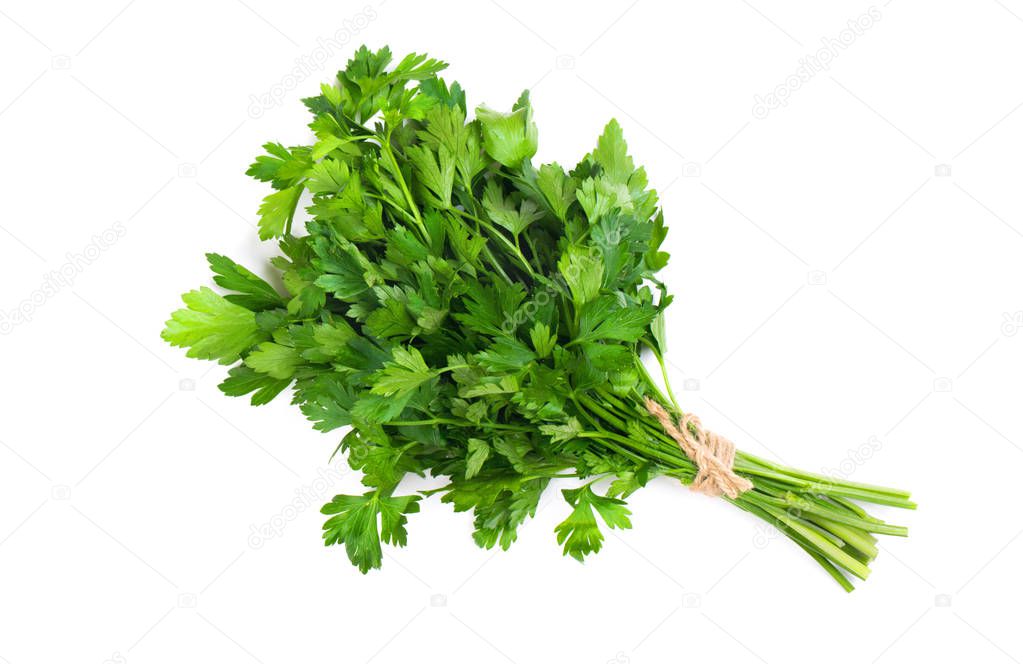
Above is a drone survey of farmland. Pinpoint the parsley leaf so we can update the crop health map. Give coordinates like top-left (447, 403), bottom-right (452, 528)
top-left (162, 287), bottom-right (268, 363)
top-left (321, 491), bottom-right (421, 573)
top-left (555, 485), bottom-right (632, 562)
top-left (370, 346), bottom-right (436, 397)
top-left (245, 342), bottom-right (302, 379)
top-left (476, 91), bottom-right (538, 168)
top-left (465, 438), bottom-right (490, 479)
top-left (206, 253), bottom-right (284, 311)
top-left (257, 184), bottom-right (305, 240)
top-left (218, 365), bottom-right (291, 406)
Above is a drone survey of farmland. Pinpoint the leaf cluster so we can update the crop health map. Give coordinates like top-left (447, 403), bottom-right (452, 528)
top-left (163, 46), bottom-right (673, 572)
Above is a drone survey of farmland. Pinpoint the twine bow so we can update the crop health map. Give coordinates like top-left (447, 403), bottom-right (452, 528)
top-left (644, 398), bottom-right (753, 499)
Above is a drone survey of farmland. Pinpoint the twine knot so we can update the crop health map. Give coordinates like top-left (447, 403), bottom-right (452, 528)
top-left (644, 397), bottom-right (753, 499)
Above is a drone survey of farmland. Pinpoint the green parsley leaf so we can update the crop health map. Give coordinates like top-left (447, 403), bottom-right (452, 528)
top-left (321, 491), bottom-right (422, 573)
top-left (535, 162), bottom-right (577, 222)
top-left (244, 341), bottom-right (302, 379)
top-left (465, 438), bottom-right (490, 479)
top-left (555, 485), bottom-right (632, 562)
top-left (218, 365), bottom-right (291, 406)
top-left (558, 245), bottom-right (603, 307)
top-left (370, 346), bottom-right (435, 397)
top-left (577, 296), bottom-right (657, 343)
top-left (529, 321), bottom-right (557, 358)
top-left (256, 184), bottom-right (304, 240)
top-left (475, 91), bottom-right (538, 168)
top-left (206, 253), bottom-right (284, 311)
top-left (162, 287), bottom-right (268, 364)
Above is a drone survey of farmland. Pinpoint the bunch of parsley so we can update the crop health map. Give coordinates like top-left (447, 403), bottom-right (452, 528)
top-left (163, 46), bottom-right (912, 589)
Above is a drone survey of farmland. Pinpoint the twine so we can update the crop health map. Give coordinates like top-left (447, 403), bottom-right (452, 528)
top-left (644, 398), bottom-right (753, 499)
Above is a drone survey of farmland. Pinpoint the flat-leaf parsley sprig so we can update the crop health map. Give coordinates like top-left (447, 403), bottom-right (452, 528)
top-left (163, 46), bottom-right (913, 589)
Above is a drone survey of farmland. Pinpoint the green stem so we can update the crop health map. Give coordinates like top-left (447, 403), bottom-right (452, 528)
top-left (571, 388), bottom-right (914, 588)
top-left (738, 451), bottom-right (913, 499)
top-left (380, 132), bottom-right (429, 241)
top-left (654, 352), bottom-right (683, 414)
top-left (452, 207), bottom-right (537, 279)
top-left (758, 503), bottom-right (871, 580)
top-left (763, 494), bottom-right (908, 536)
top-left (522, 231), bottom-right (544, 272)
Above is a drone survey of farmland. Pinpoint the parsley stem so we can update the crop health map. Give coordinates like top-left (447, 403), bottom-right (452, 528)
top-left (446, 209), bottom-right (516, 284)
top-left (588, 386), bottom-right (914, 508)
top-left (451, 207), bottom-right (537, 279)
top-left (380, 130), bottom-right (430, 242)
top-left (737, 451), bottom-right (913, 499)
top-left (642, 341), bottom-right (682, 414)
top-left (522, 231), bottom-right (544, 272)
top-left (572, 387), bottom-right (912, 580)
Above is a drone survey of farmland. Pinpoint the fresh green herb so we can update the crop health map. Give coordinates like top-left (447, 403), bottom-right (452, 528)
top-left (163, 46), bottom-right (913, 589)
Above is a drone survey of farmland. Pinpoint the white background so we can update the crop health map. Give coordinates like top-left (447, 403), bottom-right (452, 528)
top-left (1, 0), bottom-right (1021, 662)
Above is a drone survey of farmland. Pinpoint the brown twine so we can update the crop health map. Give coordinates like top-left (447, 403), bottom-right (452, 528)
top-left (644, 397), bottom-right (753, 499)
